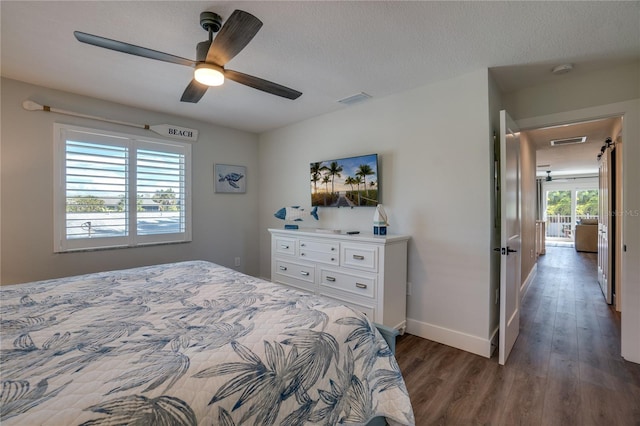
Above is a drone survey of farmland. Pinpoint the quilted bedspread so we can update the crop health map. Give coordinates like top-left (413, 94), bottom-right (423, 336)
top-left (0, 261), bottom-right (414, 425)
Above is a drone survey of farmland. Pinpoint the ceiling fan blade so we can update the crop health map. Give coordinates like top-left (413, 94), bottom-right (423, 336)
top-left (225, 70), bottom-right (302, 100)
top-left (180, 79), bottom-right (208, 103)
top-left (74, 31), bottom-right (196, 67)
top-left (206, 10), bottom-right (263, 66)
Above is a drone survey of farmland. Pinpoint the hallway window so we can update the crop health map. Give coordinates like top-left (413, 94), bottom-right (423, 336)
top-left (544, 180), bottom-right (598, 242)
top-left (576, 189), bottom-right (599, 218)
top-left (546, 190), bottom-right (572, 238)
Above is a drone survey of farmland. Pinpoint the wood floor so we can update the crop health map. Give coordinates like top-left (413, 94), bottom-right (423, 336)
top-left (395, 246), bottom-right (640, 425)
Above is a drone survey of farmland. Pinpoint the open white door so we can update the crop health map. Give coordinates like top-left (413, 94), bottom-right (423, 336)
top-left (598, 142), bottom-right (613, 304)
top-left (498, 110), bottom-right (521, 365)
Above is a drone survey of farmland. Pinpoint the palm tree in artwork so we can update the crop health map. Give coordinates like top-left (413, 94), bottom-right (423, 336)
top-left (322, 175), bottom-right (331, 194)
top-left (344, 176), bottom-right (359, 203)
top-left (356, 164), bottom-right (375, 200)
top-left (345, 176), bottom-right (356, 196)
top-left (310, 162), bottom-right (322, 194)
top-left (327, 161), bottom-right (343, 194)
top-left (353, 175), bottom-right (363, 205)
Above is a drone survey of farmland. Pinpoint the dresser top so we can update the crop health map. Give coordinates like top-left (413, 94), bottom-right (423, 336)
top-left (268, 228), bottom-right (410, 244)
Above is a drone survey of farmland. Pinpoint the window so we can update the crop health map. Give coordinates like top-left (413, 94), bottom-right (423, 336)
top-left (54, 124), bottom-right (191, 252)
top-left (543, 179), bottom-right (598, 241)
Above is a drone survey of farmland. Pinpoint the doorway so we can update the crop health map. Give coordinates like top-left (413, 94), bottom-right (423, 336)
top-left (521, 114), bottom-right (623, 348)
top-left (514, 98), bottom-right (640, 364)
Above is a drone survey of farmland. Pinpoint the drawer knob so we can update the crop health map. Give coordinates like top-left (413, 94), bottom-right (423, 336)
top-left (301, 271), bottom-right (310, 276)
top-left (353, 254), bottom-right (365, 260)
top-left (331, 247), bottom-right (336, 251)
top-left (279, 266), bottom-right (287, 271)
top-left (356, 282), bottom-right (368, 289)
top-left (301, 243), bottom-right (306, 247)
top-left (326, 276), bottom-right (336, 282)
top-left (331, 258), bottom-right (336, 261)
top-left (281, 245), bottom-right (289, 249)
top-left (301, 252), bottom-right (306, 256)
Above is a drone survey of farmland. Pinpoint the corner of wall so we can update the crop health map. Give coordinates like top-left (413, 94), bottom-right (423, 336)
top-left (487, 71), bottom-right (503, 334)
top-left (519, 132), bottom-right (538, 286)
top-left (407, 318), bottom-right (494, 358)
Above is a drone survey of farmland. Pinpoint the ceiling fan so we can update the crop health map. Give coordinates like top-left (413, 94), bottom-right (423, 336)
top-left (74, 10), bottom-right (302, 103)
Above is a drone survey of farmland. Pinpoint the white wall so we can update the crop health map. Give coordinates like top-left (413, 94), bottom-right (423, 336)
top-left (503, 62), bottom-right (640, 121)
top-left (1, 78), bottom-right (260, 284)
top-left (488, 72), bottom-right (503, 347)
top-left (519, 131), bottom-right (537, 293)
top-left (5, 62), bottom-right (636, 362)
top-left (258, 69), bottom-right (496, 356)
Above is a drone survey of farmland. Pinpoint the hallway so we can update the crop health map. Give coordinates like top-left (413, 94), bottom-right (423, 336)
top-left (395, 246), bottom-right (640, 425)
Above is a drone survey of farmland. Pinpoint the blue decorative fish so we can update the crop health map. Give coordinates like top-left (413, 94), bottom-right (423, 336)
top-left (274, 206), bottom-right (319, 221)
top-left (218, 172), bottom-right (244, 188)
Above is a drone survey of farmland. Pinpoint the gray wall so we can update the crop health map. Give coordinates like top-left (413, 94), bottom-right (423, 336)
top-left (1, 78), bottom-right (260, 284)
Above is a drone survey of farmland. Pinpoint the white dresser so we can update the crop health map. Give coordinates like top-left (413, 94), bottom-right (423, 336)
top-left (268, 228), bottom-right (409, 331)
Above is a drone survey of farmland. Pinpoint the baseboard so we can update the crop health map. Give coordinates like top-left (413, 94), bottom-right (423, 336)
top-left (521, 263), bottom-right (537, 299)
top-left (405, 318), bottom-right (493, 358)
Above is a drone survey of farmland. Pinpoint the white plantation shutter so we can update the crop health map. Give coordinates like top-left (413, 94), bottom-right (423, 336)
top-left (135, 141), bottom-right (188, 243)
top-left (54, 124), bottom-right (191, 252)
top-left (65, 140), bottom-right (128, 240)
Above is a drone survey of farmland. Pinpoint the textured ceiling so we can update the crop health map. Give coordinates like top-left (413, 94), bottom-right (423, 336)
top-left (2, 1), bottom-right (639, 135)
top-left (526, 117), bottom-right (621, 177)
top-left (1, 1), bottom-right (637, 176)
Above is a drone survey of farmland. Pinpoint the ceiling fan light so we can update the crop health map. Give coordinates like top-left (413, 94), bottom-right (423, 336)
top-left (194, 64), bottom-right (224, 86)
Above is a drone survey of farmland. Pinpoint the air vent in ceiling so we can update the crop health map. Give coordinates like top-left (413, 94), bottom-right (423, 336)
top-left (550, 136), bottom-right (587, 146)
top-left (338, 92), bottom-right (372, 106)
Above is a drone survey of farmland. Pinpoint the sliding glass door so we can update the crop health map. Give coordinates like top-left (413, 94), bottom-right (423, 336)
top-left (543, 179), bottom-right (598, 242)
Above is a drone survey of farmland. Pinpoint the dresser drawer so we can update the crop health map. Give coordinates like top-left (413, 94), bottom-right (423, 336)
top-left (273, 260), bottom-right (315, 292)
top-left (320, 269), bottom-right (376, 299)
top-left (341, 244), bottom-right (378, 271)
top-left (274, 237), bottom-right (296, 256)
top-left (299, 249), bottom-right (339, 265)
top-left (320, 293), bottom-right (375, 319)
top-left (299, 239), bottom-right (339, 265)
top-left (299, 239), bottom-right (339, 254)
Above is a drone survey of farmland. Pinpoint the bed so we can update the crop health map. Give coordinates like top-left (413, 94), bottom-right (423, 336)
top-left (0, 260), bottom-right (414, 425)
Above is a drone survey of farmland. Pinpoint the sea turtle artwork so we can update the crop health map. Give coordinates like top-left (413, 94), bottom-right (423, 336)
top-left (218, 172), bottom-right (244, 188)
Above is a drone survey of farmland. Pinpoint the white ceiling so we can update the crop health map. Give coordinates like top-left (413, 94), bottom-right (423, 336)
top-left (2, 1), bottom-right (639, 134)
top-left (526, 116), bottom-right (621, 177)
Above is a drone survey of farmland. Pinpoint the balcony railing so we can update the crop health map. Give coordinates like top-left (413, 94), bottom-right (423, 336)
top-left (546, 214), bottom-right (598, 239)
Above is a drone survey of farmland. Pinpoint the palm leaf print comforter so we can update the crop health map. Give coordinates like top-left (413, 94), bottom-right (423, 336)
top-left (1, 261), bottom-right (414, 425)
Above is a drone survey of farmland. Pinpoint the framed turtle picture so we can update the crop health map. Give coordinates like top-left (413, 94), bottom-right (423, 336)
top-left (215, 164), bottom-right (246, 193)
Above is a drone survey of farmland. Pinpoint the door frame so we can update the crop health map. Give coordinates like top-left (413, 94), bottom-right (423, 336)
top-left (516, 99), bottom-right (640, 364)
top-left (498, 110), bottom-right (522, 365)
